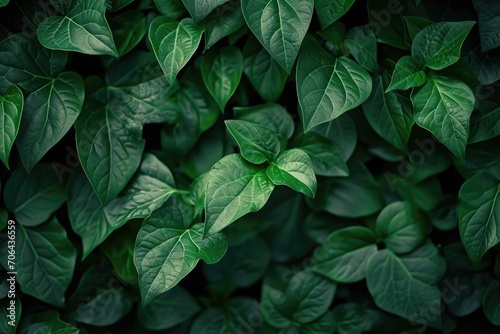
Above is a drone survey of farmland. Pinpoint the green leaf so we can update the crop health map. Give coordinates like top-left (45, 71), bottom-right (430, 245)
top-left (261, 269), bottom-right (336, 328)
top-left (333, 303), bottom-right (371, 334)
top-left (311, 113), bottom-right (357, 160)
top-left (225, 119), bottom-right (280, 164)
top-left (20, 310), bottom-right (77, 334)
top-left (0, 0), bottom-right (9, 7)
top-left (412, 21), bottom-right (475, 70)
top-left (3, 217), bottom-right (76, 307)
top-left (243, 36), bottom-right (288, 102)
top-left (295, 132), bottom-right (348, 177)
top-left (403, 16), bottom-right (434, 41)
top-left (182, 0), bottom-right (229, 23)
top-left (443, 271), bottom-right (492, 317)
top-left (366, 241), bottom-right (446, 329)
top-left (469, 107), bottom-right (500, 143)
top-left (483, 280), bottom-right (500, 326)
top-left (344, 26), bottom-right (378, 73)
top-left (309, 226), bottom-right (378, 283)
top-left (375, 201), bottom-right (428, 254)
top-left (137, 286), bottom-right (201, 330)
top-left (0, 85), bottom-right (23, 169)
top-left (204, 1), bottom-right (244, 50)
top-left (297, 37), bottom-right (372, 131)
top-left (135, 196), bottom-right (227, 304)
top-left (110, 0), bottom-right (134, 11)
top-left (362, 74), bottom-right (414, 153)
top-left (458, 169), bottom-right (500, 264)
top-left (37, 0), bottom-right (118, 56)
top-left (149, 17), bottom-right (204, 85)
top-left (367, 0), bottom-right (408, 50)
top-left (204, 154), bottom-right (275, 236)
top-left (66, 264), bottom-right (133, 326)
top-left (411, 76), bottom-right (475, 159)
top-left (386, 56), bottom-right (427, 92)
top-left (201, 46), bottom-right (243, 111)
top-left (154, 0), bottom-right (187, 18)
top-left (314, 0), bottom-right (355, 30)
top-left (241, 0), bottom-right (314, 73)
top-left (473, 0), bottom-right (500, 52)
top-left (266, 149), bottom-right (317, 198)
top-left (17, 71), bottom-right (84, 172)
top-left (109, 11), bottom-right (147, 57)
top-left (4, 164), bottom-right (65, 227)
top-left (234, 103), bottom-right (294, 141)
top-left (68, 154), bottom-right (178, 257)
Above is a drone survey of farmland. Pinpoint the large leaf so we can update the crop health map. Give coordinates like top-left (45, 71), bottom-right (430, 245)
top-left (458, 169), bottom-right (500, 264)
top-left (483, 279), bottom-right (500, 326)
top-left (412, 21), bottom-right (475, 70)
top-left (266, 149), bottom-right (317, 198)
top-left (37, 0), bottom-right (118, 56)
top-left (204, 154), bottom-right (275, 236)
top-left (362, 74), bottom-right (413, 153)
top-left (68, 154), bottom-right (178, 258)
top-left (297, 37), bottom-right (372, 131)
top-left (182, 0), bottom-right (229, 22)
top-left (241, 0), bottom-right (313, 73)
top-left (109, 11), bottom-right (147, 57)
top-left (243, 36), bottom-right (288, 102)
top-left (149, 17), bottom-right (204, 85)
top-left (411, 76), bottom-right (475, 159)
top-left (201, 46), bottom-right (243, 111)
top-left (314, 0), bottom-right (355, 30)
top-left (473, 0), bottom-right (500, 52)
top-left (3, 164), bottom-right (65, 227)
top-left (386, 55), bottom-right (427, 92)
top-left (366, 241), bottom-right (446, 329)
top-left (309, 226), bottom-right (378, 283)
top-left (0, 85), bottom-right (23, 169)
top-left (135, 196), bottom-right (227, 304)
top-left (17, 71), bottom-right (84, 172)
top-left (0, 217), bottom-right (76, 307)
top-left (375, 201), bottom-right (428, 254)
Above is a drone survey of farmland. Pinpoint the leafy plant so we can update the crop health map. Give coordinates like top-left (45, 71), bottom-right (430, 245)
top-left (1, 0), bottom-right (500, 332)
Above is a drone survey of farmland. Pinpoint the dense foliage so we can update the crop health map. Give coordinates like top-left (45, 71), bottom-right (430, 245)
top-left (0, 0), bottom-right (500, 333)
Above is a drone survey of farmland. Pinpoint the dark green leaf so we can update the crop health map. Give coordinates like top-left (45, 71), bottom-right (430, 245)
top-left (344, 26), bottom-right (378, 73)
top-left (20, 310), bottom-right (77, 334)
top-left (204, 1), bottom-right (244, 49)
top-left (314, 0), bottom-right (355, 30)
top-left (154, 0), bottom-right (187, 18)
top-left (182, 0), bottom-right (229, 23)
top-left (0, 85), bottom-right (22, 169)
top-left (483, 279), bottom-right (500, 326)
top-left (234, 103), bottom-right (294, 141)
top-left (110, 11), bottom-right (147, 56)
top-left (473, 0), bottom-right (500, 52)
top-left (386, 56), bottom-right (427, 92)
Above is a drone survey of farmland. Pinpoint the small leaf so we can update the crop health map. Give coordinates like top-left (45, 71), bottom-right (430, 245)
top-left (201, 46), bottom-right (243, 111)
top-left (182, 0), bottom-right (230, 23)
top-left (0, 85), bottom-right (23, 169)
top-left (37, 0), bottom-right (118, 56)
top-left (241, 0), bottom-right (314, 73)
top-left (297, 37), bottom-right (372, 131)
top-left (315, 0), bottom-right (355, 30)
top-left (458, 169), bottom-right (500, 264)
top-left (205, 154), bottom-right (274, 236)
top-left (403, 16), bottom-right (434, 41)
top-left (204, 1), bottom-right (244, 49)
top-left (149, 17), bottom-right (204, 85)
top-left (135, 196), bottom-right (227, 304)
top-left (234, 103), bottom-right (294, 141)
top-left (266, 149), bottom-right (317, 198)
top-left (310, 226), bottom-right (378, 283)
top-left (386, 56), bottom-right (427, 92)
top-left (412, 21), bottom-right (475, 70)
top-left (412, 76), bottom-right (475, 159)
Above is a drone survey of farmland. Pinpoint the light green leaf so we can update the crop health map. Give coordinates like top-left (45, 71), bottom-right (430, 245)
top-left (109, 11), bottom-right (147, 56)
top-left (266, 149), bottom-right (317, 198)
top-left (2, 217), bottom-right (76, 307)
top-left (20, 310), bottom-right (78, 334)
top-left (366, 241), bottom-right (446, 329)
top-left (37, 0), bottom-right (118, 56)
top-left (0, 85), bottom-right (23, 169)
top-left (297, 37), bottom-right (372, 131)
top-left (386, 56), bottom-right (427, 92)
top-left (344, 26), bottom-right (378, 73)
top-left (241, 0), bottom-right (313, 73)
top-left (68, 154), bottom-right (178, 258)
top-left (135, 196), bottom-right (227, 304)
top-left (310, 226), bottom-right (378, 283)
top-left (243, 36), bottom-right (288, 102)
top-left (363, 74), bottom-right (414, 153)
top-left (295, 132), bottom-right (348, 177)
top-left (137, 286), bottom-right (201, 330)
top-left (375, 201), bottom-right (428, 254)
top-left (149, 17), bottom-right (204, 85)
top-left (412, 21), bottom-right (475, 70)
top-left (201, 46), bottom-right (243, 111)
top-left (483, 280), bottom-right (500, 326)
top-left (314, 0), bottom-right (355, 30)
top-left (17, 71), bottom-right (84, 172)
top-left (205, 154), bottom-right (274, 236)
top-left (234, 103), bottom-right (294, 141)
top-left (4, 164), bottom-right (65, 227)
top-left (412, 76), bottom-right (475, 159)
top-left (225, 119), bottom-right (280, 164)
top-left (204, 1), bottom-right (244, 49)
top-left (458, 169), bottom-right (500, 264)
top-left (182, 0), bottom-right (229, 22)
